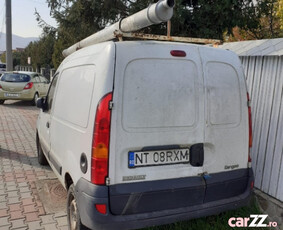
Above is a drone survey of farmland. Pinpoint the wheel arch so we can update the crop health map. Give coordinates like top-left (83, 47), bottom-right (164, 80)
top-left (65, 173), bottom-right (73, 190)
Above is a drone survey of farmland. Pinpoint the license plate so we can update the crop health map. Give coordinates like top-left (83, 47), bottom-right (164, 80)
top-left (4, 93), bottom-right (19, 98)
top-left (128, 148), bottom-right (190, 168)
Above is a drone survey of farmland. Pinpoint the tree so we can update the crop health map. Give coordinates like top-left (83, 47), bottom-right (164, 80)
top-left (127, 0), bottom-right (261, 40)
top-left (256, 0), bottom-right (282, 38)
top-left (227, 0), bottom-right (282, 41)
top-left (278, 0), bottom-right (283, 29)
top-left (0, 53), bottom-right (5, 63)
top-left (1, 51), bottom-right (24, 68)
top-left (45, 0), bottom-right (129, 68)
top-left (33, 0), bottom-right (269, 68)
top-left (20, 33), bottom-right (55, 71)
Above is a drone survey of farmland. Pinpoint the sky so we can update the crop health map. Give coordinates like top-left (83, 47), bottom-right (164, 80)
top-left (0, 0), bottom-right (57, 38)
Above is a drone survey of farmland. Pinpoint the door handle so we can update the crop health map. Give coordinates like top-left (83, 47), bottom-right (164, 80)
top-left (46, 122), bottom-right (50, 128)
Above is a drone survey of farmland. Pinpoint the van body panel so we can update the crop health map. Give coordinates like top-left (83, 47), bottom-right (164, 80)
top-left (53, 65), bottom-right (96, 128)
top-left (108, 168), bottom-right (249, 215)
top-left (109, 42), bottom-right (205, 186)
top-left (36, 40), bottom-right (253, 230)
top-left (109, 176), bottom-right (205, 215)
top-left (75, 168), bottom-right (253, 230)
top-left (199, 47), bottom-right (249, 175)
top-left (37, 111), bottom-right (51, 157)
top-left (108, 42), bottom-right (250, 216)
top-left (38, 42), bottom-right (116, 186)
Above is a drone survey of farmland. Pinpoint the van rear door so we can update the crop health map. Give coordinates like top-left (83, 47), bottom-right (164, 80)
top-left (199, 47), bottom-right (250, 203)
top-left (108, 42), bottom-right (205, 214)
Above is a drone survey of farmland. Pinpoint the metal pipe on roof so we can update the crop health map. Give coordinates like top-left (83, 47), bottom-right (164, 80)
top-left (62, 0), bottom-right (175, 57)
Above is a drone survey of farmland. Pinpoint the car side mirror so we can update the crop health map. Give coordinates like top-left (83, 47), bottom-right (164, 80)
top-left (36, 98), bottom-right (44, 109)
top-left (36, 97), bottom-right (48, 111)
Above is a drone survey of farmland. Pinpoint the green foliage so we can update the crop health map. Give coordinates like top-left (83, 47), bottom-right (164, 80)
top-left (1, 51), bottom-right (22, 67)
top-left (257, 0), bottom-right (282, 38)
top-left (279, 0), bottom-right (283, 29)
top-left (23, 0), bottom-right (282, 69)
top-left (45, 0), bottom-right (129, 68)
top-left (230, 0), bottom-right (283, 40)
top-left (0, 52), bottom-right (5, 63)
top-left (128, 0), bottom-right (260, 40)
top-left (20, 32), bottom-right (55, 70)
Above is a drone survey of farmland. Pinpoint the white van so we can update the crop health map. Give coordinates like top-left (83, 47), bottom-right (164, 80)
top-left (36, 40), bottom-right (254, 230)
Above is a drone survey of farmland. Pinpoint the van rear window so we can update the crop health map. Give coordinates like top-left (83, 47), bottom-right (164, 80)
top-left (1, 73), bottom-right (30, 82)
top-left (0, 64), bottom-right (6, 68)
top-left (122, 59), bottom-right (198, 130)
top-left (206, 62), bottom-right (241, 126)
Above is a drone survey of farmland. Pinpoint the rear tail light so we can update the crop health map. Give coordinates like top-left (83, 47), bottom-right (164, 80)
top-left (23, 82), bottom-right (33, 90)
top-left (247, 93), bottom-right (252, 167)
top-left (0, 84), bottom-right (2, 89)
top-left (95, 204), bottom-right (107, 214)
top-left (91, 92), bottom-right (112, 185)
top-left (251, 181), bottom-right (254, 189)
top-left (170, 50), bottom-right (186, 57)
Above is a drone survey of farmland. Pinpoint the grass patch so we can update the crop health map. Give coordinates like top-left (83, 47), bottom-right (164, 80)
top-left (142, 196), bottom-right (268, 230)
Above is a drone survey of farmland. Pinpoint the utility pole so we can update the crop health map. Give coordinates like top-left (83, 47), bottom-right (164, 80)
top-left (6, 0), bottom-right (12, 71)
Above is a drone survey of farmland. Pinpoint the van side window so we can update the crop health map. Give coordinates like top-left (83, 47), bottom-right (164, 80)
top-left (46, 74), bottom-right (58, 112)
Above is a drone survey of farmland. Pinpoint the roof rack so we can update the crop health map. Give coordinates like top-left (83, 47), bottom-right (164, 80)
top-left (114, 31), bottom-right (221, 45)
top-left (62, 0), bottom-right (175, 57)
top-left (62, 0), bottom-right (221, 57)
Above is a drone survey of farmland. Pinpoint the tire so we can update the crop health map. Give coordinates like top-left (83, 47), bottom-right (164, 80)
top-left (67, 184), bottom-right (88, 230)
top-left (36, 135), bottom-right (48, 165)
top-left (0, 100), bottom-right (5, 104)
top-left (32, 93), bottom-right (39, 106)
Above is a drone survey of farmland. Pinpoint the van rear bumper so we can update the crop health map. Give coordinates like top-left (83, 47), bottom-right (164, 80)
top-left (75, 169), bottom-right (254, 230)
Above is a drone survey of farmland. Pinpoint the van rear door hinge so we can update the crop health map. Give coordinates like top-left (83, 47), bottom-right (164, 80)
top-left (106, 177), bottom-right (110, 185)
top-left (109, 101), bottom-right (114, 110)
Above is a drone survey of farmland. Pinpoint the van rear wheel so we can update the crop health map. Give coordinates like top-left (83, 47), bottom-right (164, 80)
top-left (67, 184), bottom-right (88, 230)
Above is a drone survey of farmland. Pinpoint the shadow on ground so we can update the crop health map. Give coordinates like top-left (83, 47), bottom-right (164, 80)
top-left (1, 100), bottom-right (39, 110)
top-left (0, 147), bottom-right (51, 171)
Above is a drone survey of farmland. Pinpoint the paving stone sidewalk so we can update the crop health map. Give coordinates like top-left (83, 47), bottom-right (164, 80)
top-left (0, 101), bottom-right (68, 230)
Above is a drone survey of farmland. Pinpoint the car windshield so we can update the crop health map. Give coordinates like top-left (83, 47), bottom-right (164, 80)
top-left (0, 64), bottom-right (6, 68)
top-left (1, 73), bottom-right (31, 82)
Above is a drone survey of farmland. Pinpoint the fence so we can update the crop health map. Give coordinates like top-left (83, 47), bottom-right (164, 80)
top-left (241, 56), bottom-right (283, 202)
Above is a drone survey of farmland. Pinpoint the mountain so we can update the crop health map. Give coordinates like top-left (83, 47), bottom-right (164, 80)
top-left (0, 32), bottom-right (38, 51)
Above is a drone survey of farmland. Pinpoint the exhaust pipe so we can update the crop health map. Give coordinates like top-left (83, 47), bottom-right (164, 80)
top-left (62, 0), bottom-right (175, 57)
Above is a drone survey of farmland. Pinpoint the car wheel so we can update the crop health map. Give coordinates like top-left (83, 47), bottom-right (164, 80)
top-left (32, 93), bottom-right (39, 106)
top-left (36, 135), bottom-right (48, 165)
top-left (67, 184), bottom-right (88, 230)
top-left (0, 100), bottom-right (5, 104)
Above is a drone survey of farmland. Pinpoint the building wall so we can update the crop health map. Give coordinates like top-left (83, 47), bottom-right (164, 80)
top-left (241, 56), bottom-right (283, 202)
